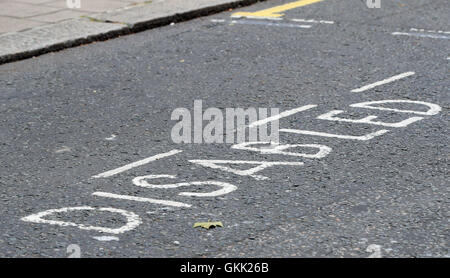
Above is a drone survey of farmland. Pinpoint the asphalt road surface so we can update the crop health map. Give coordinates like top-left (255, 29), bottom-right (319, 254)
top-left (0, 0), bottom-right (448, 258)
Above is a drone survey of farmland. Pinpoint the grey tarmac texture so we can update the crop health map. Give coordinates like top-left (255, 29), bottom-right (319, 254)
top-left (0, 0), bottom-right (448, 257)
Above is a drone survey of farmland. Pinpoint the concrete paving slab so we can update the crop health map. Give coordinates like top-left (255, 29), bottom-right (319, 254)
top-left (0, 0), bottom-right (265, 65)
top-left (0, 18), bottom-right (125, 62)
top-left (91, 0), bottom-right (249, 27)
top-left (0, 16), bottom-right (45, 33)
top-left (0, 2), bottom-right (59, 17)
top-left (42, 0), bottom-right (132, 13)
top-left (15, 0), bottom-right (56, 4)
top-left (28, 9), bottom-right (87, 23)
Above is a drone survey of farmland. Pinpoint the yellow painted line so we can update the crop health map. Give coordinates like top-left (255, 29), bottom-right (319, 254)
top-left (232, 0), bottom-right (325, 19)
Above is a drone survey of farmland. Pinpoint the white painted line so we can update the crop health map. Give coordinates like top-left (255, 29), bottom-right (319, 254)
top-left (92, 149), bottom-right (182, 178)
top-left (317, 110), bottom-right (423, 127)
top-left (248, 105), bottom-right (317, 128)
top-left (231, 19), bottom-right (311, 29)
top-left (189, 159), bottom-right (304, 180)
top-left (351, 71), bottom-right (415, 93)
top-left (232, 142), bottom-right (332, 159)
top-left (392, 32), bottom-right (450, 40)
top-left (105, 134), bottom-right (117, 141)
top-left (291, 18), bottom-right (334, 24)
top-left (210, 19), bottom-right (226, 22)
top-left (280, 128), bottom-right (389, 141)
top-left (92, 192), bottom-right (192, 208)
top-left (410, 28), bottom-right (450, 34)
top-left (230, 15), bottom-right (283, 20)
top-left (55, 146), bottom-right (71, 153)
top-left (132, 175), bottom-right (237, 197)
top-left (93, 236), bottom-right (119, 241)
top-left (350, 99), bottom-right (441, 116)
top-left (21, 206), bottom-right (141, 234)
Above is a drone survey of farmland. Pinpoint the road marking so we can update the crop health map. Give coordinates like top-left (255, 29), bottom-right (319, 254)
top-left (92, 192), bottom-right (192, 208)
top-left (230, 15), bottom-right (283, 20)
top-left (22, 97), bottom-right (443, 236)
top-left (350, 100), bottom-right (441, 116)
top-left (105, 134), bottom-right (117, 141)
top-left (317, 110), bottom-right (423, 127)
top-left (280, 128), bottom-right (389, 140)
top-left (228, 104), bottom-right (316, 139)
top-left (366, 244), bottom-right (383, 258)
top-left (410, 28), bottom-right (450, 34)
top-left (350, 71), bottom-right (415, 93)
top-left (189, 160), bottom-right (304, 180)
top-left (291, 18), bottom-right (334, 24)
top-left (232, 142), bottom-right (332, 159)
top-left (93, 236), bottom-right (119, 241)
top-left (132, 175), bottom-right (237, 197)
top-left (230, 19), bottom-right (311, 29)
top-left (21, 206), bottom-right (141, 234)
top-left (248, 104), bottom-right (317, 128)
top-left (92, 149), bottom-right (182, 178)
top-left (392, 32), bottom-right (450, 40)
top-left (232, 0), bottom-right (325, 19)
top-left (55, 146), bottom-right (71, 153)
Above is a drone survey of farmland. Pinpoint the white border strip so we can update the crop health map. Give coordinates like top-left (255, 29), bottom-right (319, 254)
top-left (248, 104), bottom-right (317, 128)
top-left (92, 192), bottom-right (192, 208)
top-left (392, 32), bottom-right (450, 40)
top-left (351, 71), bottom-right (415, 93)
top-left (92, 149), bottom-right (182, 178)
top-left (291, 18), bottom-right (334, 24)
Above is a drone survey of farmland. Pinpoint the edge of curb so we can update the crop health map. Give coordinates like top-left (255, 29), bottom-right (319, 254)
top-left (0, 0), bottom-right (266, 66)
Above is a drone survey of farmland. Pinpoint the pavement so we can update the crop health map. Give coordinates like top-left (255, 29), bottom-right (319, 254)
top-left (0, 0), bottom-right (449, 258)
top-left (0, 0), bottom-right (147, 34)
top-left (0, 0), bottom-right (266, 64)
